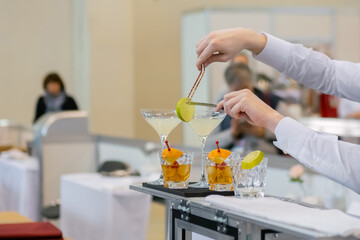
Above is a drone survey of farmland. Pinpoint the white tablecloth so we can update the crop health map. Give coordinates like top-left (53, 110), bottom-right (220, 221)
top-left (0, 157), bottom-right (39, 221)
top-left (206, 195), bottom-right (360, 238)
top-left (60, 173), bottom-right (151, 240)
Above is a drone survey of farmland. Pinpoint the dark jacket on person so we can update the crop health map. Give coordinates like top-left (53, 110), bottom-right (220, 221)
top-left (33, 96), bottom-right (78, 123)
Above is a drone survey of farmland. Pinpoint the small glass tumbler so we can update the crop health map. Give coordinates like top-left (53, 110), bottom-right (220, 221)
top-left (160, 150), bottom-right (193, 189)
top-left (205, 153), bottom-right (239, 191)
top-left (231, 157), bottom-right (268, 199)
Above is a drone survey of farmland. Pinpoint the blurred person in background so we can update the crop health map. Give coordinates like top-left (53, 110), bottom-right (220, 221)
top-left (209, 63), bottom-right (288, 153)
top-left (256, 73), bottom-right (273, 93)
top-left (231, 51), bottom-right (249, 65)
top-left (215, 52), bottom-right (250, 101)
top-left (33, 73), bottom-right (78, 123)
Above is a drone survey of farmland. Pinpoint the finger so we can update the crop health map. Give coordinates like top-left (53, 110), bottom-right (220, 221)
top-left (222, 96), bottom-right (231, 114)
top-left (196, 40), bottom-right (219, 70)
top-left (224, 102), bottom-right (232, 116)
top-left (225, 95), bottom-right (242, 111)
top-left (216, 100), bottom-right (224, 112)
top-left (223, 90), bottom-right (245, 102)
top-left (196, 36), bottom-right (210, 57)
top-left (230, 101), bottom-right (246, 117)
top-left (223, 94), bottom-right (244, 114)
top-left (224, 96), bottom-right (241, 116)
top-left (233, 112), bottom-right (247, 120)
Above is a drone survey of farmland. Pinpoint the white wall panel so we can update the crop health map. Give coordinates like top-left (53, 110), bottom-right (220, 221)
top-left (274, 12), bottom-right (333, 41)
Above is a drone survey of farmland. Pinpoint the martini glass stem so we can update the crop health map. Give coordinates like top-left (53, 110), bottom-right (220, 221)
top-left (199, 136), bottom-right (207, 182)
top-left (158, 134), bottom-right (167, 181)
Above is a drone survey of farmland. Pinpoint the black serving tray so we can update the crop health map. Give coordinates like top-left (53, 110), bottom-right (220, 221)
top-left (142, 182), bottom-right (234, 198)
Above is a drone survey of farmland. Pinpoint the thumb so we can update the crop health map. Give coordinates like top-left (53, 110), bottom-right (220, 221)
top-left (216, 100), bottom-right (224, 112)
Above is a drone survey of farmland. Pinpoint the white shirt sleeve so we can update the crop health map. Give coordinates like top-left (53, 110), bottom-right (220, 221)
top-left (254, 33), bottom-right (360, 103)
top-left (253, 34), bottom-right (360, 193)
top-left (273, 117), bottom-right (360, 194)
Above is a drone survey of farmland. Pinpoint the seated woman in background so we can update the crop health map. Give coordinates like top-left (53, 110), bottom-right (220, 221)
top-left (33, 72), bottom-right (78, 123)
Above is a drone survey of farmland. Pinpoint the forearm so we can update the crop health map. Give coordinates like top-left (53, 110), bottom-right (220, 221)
top-left (264, 110), bottom-right (284, 134)
top-left (244, 29), bottom-right (267, 55)
top-left (254, 33), bottom-right (360, 102)
top-left (274, 117), bottom-right (360, 194)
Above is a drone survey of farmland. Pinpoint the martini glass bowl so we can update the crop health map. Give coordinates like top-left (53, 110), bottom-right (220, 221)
top-left (187, 109), bottom-right (226, 188)
top-left (141, 109), bottom-right (180, 185)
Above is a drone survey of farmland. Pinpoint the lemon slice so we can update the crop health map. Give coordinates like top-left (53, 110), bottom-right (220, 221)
top-left (241, 150), bottom-right (264, 170)
top-left (176, 97), bottom-right (195, 122)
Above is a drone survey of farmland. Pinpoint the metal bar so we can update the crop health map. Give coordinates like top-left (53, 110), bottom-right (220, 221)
top-left (166, 200), bottom-right (172, 240)
top-left (181, 228), bottom-right (186, 240)
top-left (175, 219), bottom-right (235, 240)
top-left (186, 102), bottom-right (217, 108)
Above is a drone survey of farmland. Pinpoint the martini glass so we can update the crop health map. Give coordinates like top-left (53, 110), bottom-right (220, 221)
top-left (141, 109), bottom-right (181, 185)
top-left (188, 109), bottom-right (226, 188)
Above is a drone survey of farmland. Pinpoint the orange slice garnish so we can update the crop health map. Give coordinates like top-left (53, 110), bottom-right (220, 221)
top-left (208, 141), bottom-right (231, 164)
top-left (162, 141), bottom-right (183, 164)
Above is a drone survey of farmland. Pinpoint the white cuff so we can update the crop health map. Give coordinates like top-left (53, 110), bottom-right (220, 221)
top-left (253, 33), bottom-right (292, 72)
top-left (273, 117), bottom-right (313, 157)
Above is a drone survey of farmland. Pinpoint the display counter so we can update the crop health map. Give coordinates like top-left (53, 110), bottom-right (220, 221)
top-left (130, 184), bottom-right (360, 240)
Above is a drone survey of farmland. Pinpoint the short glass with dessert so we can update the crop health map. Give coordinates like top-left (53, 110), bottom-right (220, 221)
top-left (206, 141), bottom-right (235, 191)
top-left (160, 141), bottom-right (193, 189)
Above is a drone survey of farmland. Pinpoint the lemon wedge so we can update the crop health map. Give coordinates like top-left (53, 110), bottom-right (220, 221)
top-left (176, 97), bottom-right (195, 122)
top-left (241, 150), bottom-right (264, 170)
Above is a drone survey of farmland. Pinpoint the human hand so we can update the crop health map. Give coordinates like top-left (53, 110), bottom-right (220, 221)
top-left (216, 89), bottom-right (284, 133)
top-left (196, 28), bottom-right (267, 70)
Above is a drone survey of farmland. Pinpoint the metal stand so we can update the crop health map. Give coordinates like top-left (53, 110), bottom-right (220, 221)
top-left (130, 184), bottom-right (357, 240)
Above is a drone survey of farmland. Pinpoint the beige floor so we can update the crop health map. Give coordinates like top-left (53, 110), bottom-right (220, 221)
top-left (147, 201), bottom-right (166, 240)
